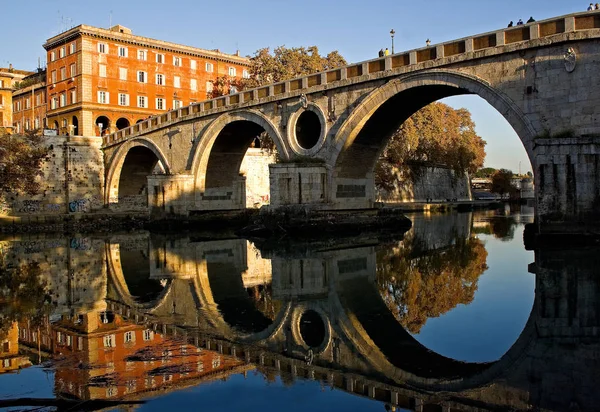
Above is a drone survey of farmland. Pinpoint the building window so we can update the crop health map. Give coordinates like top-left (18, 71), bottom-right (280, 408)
top-left (173, 100), bottom-right (182, 109)
top-left (70, 90), bottom-right (76, 104)
top-left (70, 63), bottom-right (77, 77)
top-left (51, 70), bottom-right (57, 83)
top-left (118, 93), bottom-right (129, 106)
top-left (69, 43), bottom-right (76, 54)
top-left (190, 60), bottom-right (197, 70)
top-left (50, 51), bottom-right (56, 62)
top-left (155, 98), bottom-right (164, 110)
top-left (173, 56), bottom-right (181, 66)
top-left (205, 62), bottom-right (213, 72)
top-left (190, 79), bottom-right (197, 91)
top-left (25, 98), bottom-right (30, 109)
top-left (137, 71), bottom-right (147, 83)
top-left (230, 85), bottom-right (238, 94)
top-left (143, 330), bottom-right (154, 341)
top-left (206, 81), bottom-right (213, 94)
top-left (156, 53), bottom-right (164, 63)
top-left (119, 67), bottom-right (127, 80)
top-left (50, 97), bottom-right (58, 110)
top-left (138, 95), bottom-right (147, 108)
top-left (97, 91), bottom-right (109, 104)
top-left (118, 46), bottom-right (128, 57)
top-left (228, 67), bottom-right (236, 76)
top-left (60, 94), bottom-right (66, 107)
top-left (59, 47), bottom-right (66, 58)
top-left (243, 69), bottom-right (250, 79)
top-left (173, 76), bottom-right (180, 88)
top-left (98, 43), bottom-right (108, 54)
top-left (15, 101), bottom-right (21, 111)
top-left (124, 331), bottom-right (136, 343)
top-left (156, 74), bottom-right (164, 85)
top-left (99, 64), bottom-right (107, 78)
top-left (138, 50), bottom-right (147, 60)
top-left (25, 119), bottom-right (30, 130)
top-left (103, 334), bottom-right (116, 348)
top-left (60, 67), bottom-right (67, 80)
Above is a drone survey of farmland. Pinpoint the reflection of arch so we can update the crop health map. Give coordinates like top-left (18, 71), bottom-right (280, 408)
top-left (105, 138), bottom-right (170, 204)
top-left (106, 243), bottom-right (174, 311)
top-left (189, 110), bottom-right (288, 194)
top-left (331, 70), bottom-right (536, 179)
top-left (116, 117), bottom-right (130, 130)
top-left (329, 272), bottom-right (537, 391)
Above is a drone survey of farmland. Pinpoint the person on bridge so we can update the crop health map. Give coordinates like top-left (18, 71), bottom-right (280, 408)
top-left (588, 3), bottom-right (594, 10)
top-left (527, 16), bottom-right (536, 23)
top-left (516, 19), bottom-right (524, 25)
top-left (596, 3), bottom-right (599, 9)
top-left (507, 21), bottom-right (514, 27)
top-left (384, 48), bottom-right (390, 56)
top-left (378, 49), bottom-right (384, 57)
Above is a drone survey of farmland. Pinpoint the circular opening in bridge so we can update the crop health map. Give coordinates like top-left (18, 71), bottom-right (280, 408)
top-left (299, 310), bottom-right (326, 348)
top-left (295, 110), bottom-right (321, 150)
top-left (116, 117), bottom-right (130, 130)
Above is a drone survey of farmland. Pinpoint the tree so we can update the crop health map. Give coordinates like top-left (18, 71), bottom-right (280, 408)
top-left (207, 75), bottom-right (247, 99)
top-left (0, 130), bottom-right (49, 195)
top-left (377, 235), bottom-right (488, 334)
top-left (473, 167), bottom-right (497, 178)
top-left (490, 168), bottom-right (517, 197)
top-left (376, 102), bottom-right (486, 191)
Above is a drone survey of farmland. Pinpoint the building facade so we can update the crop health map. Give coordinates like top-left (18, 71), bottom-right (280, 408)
top-left (11, 70), bottom-right (47, 133)
top-left (43, 24), bottom-right (250, 137)
top-left (0, 65), bottom-right (33, 132)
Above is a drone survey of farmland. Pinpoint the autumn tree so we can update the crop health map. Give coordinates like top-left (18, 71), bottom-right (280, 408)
top-left (207, 75), bottom-right (247, 99)
top-left (473, 167), bottom-right (497, 178)
top-left (376, 235), bottom-right (488, 334)
top-left (490, 168), bottom-right (517, 197)
top-left (0, 129), bottom-right (49, 195)
top-left (376, 102), bottom-right (486, 191)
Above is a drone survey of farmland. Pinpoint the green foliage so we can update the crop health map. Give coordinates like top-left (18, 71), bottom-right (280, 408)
top-left (473, 167), bottom-right (497, 178)
top-left (376, 102), bottom-right (486, 191)
top-left (0, 130), bottom-right (49, 195)
top-left (490, 168), bottom-right (517, 196)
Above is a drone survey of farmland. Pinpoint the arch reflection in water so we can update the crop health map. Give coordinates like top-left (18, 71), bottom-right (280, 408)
top-left (2, 212), bottom-right (599, 411)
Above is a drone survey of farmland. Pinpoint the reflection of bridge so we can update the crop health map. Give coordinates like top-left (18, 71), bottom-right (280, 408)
top-left (102, 11), bottom-right (600, 234)
top-left (103, 234), bottom-right (600, 411)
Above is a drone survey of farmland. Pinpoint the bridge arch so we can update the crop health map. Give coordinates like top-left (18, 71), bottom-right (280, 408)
top-left (331, 69), bottom-right (537, 180)
top-left (105, 138), bottom-right (171, 207)
top-left (190, 110), bottom-right (288, 199)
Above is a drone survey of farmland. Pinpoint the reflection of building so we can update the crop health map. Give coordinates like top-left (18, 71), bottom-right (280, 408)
top-left (0, 323), bottom-right (32, 373)
top-left (43, 24), bottom-right (250, 136)
top-left (20, 310), bottom-right (249, 400)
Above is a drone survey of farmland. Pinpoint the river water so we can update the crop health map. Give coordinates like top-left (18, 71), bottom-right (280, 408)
top-left (0, 207), bottom-right (598, 411)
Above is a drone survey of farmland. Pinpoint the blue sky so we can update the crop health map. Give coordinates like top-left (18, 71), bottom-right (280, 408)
top-left (2, 0), bottom-right (585, 172)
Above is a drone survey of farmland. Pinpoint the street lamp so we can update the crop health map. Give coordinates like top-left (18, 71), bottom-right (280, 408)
top-left (390, 29), bottom-right (396, 54)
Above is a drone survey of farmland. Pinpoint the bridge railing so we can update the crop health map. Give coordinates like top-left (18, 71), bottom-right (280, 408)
top-left (103, 10), bottom-right (600, 147)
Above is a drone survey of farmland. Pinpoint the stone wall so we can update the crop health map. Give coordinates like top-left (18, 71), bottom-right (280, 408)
top-left (376, 166), bottom-right (472, 203)
top-left (239, 148), bottom-right (274, 208)
top-left (0, 135), bottom-right (104, 216)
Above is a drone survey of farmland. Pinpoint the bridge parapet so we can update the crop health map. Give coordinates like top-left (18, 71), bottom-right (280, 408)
top-left (103, 10), bottom-right (600, 148)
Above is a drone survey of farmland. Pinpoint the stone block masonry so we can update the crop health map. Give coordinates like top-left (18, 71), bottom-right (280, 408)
top-left (0, 135), bottom-right (104, 217)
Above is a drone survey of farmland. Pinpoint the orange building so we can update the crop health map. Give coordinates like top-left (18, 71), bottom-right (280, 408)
top-left (0, 66), bottom-right (33, 133)
top-left (11, 70), bottom-right (47, 133)
top-left (43, 24), bottom-right (250, 137)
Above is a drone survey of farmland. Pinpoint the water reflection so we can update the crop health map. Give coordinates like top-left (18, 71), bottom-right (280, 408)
top-left (0, 210), bottom-right (598, 412)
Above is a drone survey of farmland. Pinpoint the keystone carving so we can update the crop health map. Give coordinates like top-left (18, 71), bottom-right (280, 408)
top-left (564, 47), bottom-right (576, 73)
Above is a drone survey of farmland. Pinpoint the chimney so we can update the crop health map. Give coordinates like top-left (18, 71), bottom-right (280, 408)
top-left (8, 63), bottom-right (13, 72)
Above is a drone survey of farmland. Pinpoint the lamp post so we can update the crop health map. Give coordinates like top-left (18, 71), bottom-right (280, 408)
top-left (390, 29), bottom-right (396, 54)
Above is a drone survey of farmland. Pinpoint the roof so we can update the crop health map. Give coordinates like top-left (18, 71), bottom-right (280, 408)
top-left (44, 24), bottom-right (250, 66)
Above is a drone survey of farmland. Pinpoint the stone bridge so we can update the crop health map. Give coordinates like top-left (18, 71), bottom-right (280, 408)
top-left (102, 232), bottom-right (600, 411)
top-left (102, 10), bottom-right (600, 233)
